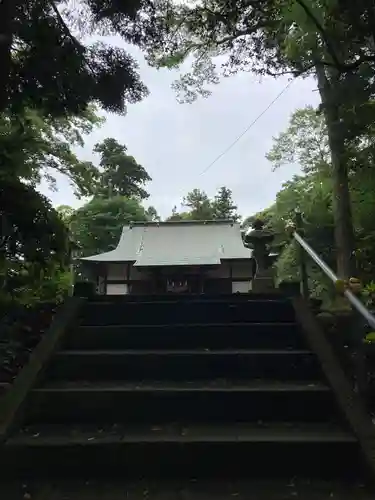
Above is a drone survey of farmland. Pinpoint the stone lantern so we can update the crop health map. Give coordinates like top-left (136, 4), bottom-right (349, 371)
top-left (245, 219), bottom-right (275, 292)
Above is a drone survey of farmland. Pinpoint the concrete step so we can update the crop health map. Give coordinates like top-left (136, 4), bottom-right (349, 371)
top-left (24, 380), bottom-right (340, 425)
top-left (79, 299), bottom-right (296, 326)
top-left (9, 422), bottom-right (356, 444)
top-left (3, 422), bottom-right (361, 480)
top-left (64, 323), bottom-right (305, 350)
top-left (48, 349), bottom-right (322, 382)
top-left (2, 479), bottom-right (372, 499)
top-left (87, 292), bottom-right (285, 303)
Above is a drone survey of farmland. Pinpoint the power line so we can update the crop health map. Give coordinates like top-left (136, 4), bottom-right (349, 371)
top-left (199, 79), bottom-right (294, 176)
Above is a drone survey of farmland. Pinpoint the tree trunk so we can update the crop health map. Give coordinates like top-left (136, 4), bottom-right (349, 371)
top-left (0, 0), bottom-right (16, 113)
top-left (315, 64), bottom-right (356, 279)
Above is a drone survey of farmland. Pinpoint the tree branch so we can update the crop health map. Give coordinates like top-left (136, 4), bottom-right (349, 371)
top-left (294, 0), bottom-right (375, 73)
top-left (49, 0), bottom-right (98, 76)
top-left (49, 0), bottom-right (84, 53)
top-left (0, 0), bottom-right (19, 113)
top-left (295, 0), bottom-right (342, 69)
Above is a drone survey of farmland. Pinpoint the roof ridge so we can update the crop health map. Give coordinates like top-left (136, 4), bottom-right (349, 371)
top-left (129, 219), bottom-right (236, 227)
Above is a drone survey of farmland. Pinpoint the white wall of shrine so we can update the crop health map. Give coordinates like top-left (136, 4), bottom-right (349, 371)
top-left (100, 259), bottom-right (254, 295)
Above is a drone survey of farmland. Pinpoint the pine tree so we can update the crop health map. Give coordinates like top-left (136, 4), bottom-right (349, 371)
top-left (212, 187), bottom-right (240, 222)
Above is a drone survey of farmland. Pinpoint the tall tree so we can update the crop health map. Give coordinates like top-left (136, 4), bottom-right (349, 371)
top-left (182, 189), bottom-right (214, 220)
top-left (0, 0), bottom-right (160, 116)
top-left (145, 206), bottom-right (161, 221)
top-left (266, 107), bottom-right (330, 175)
top-left (166, 187), bottom-right (242, 221)
top-left (0, 105), bottom-right (102, 197)
top-left (212, 186), bottom-right (240, 221)
top-left (265, 105), bottom-right (375, 283)
top-left (165, 206), bottom-right (190, 221)
top-left (148, 0), bottom-right (375, 98)
top-left (0, 177), bottom-right (69, 303)
top-left (94, 138), bottom-right (151, 200)
top-left (245, 172), bottom-right (335, 299)
top-left (147, 0), bottom-right (375, 277)
top-left (69, 196), bottom-right (148, 257)
top-left (56, 205), bottom-right (75, 226)
top-left (0, 105), bottom-right (105, 304)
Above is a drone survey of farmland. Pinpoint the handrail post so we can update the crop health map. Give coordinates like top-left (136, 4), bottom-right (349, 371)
top-left (295, 210), bottom-right (309, 300)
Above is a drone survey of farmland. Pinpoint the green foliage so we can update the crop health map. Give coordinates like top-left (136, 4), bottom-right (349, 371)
top-left (69, 196), bottom-right (148, 257)
top-left (0, 176), bottom-right (70, 306)
top-left (266, 107), bottom-right (330, 174)
top-left (0, 0), bottom-right (166, 308)
top-left (56, 205), bottom-right (75, 227)
top-left (242, 209), bottom-right (274, 231)
top-left (94, 138), bottom-right (151, 199)
top-left (363, 281), bottom-right (375, 296)
top-left (182, 189), bottom-right (214, 220)
top-left (0, 0), bottom-right (162, 115)
top-left (165, 206), bottom-right (191, 222)
top-left (7, 265), bottom-right (72, 306)
top-left (251, 103), bottom-right (375, 299)
top-left (363, 332), bottom-right (375, 344)
top-left (212, 186), bottom-right (241, 221)
top-left (0, 177), bottom-right (68, 267)
top-left (0, 105), bottom-right (108, 306)
top-left (262, 172), bottom-right (335, 289)
top-left (145, 206), bottom-right (161, 221)
top-left (145, 0), bottom-right (375, 278)
top-left (146, 0), bottom-right (375, 102)
top-left (0, 106), bottom-right (102, 197)
top-left (167, 186), bottom-right (240, 222)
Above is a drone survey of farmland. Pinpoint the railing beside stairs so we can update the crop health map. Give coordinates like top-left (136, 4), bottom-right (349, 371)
top-left (282, 216), bottom-right (375, 476)
top-left (289, 213), bottom-right (375, 330)
top-left (286, 210), bottom-right (375, 412)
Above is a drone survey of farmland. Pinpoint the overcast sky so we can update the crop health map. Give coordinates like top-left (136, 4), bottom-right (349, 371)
top-left (40, 37), bottom-right (321, 220)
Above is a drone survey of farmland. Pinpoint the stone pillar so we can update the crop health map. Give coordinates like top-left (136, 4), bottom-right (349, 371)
top-left (246, 219), bottom-right (275, 293)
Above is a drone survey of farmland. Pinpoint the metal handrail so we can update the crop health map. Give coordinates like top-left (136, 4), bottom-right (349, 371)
top-left (293, 230), bottom-right (375, 330)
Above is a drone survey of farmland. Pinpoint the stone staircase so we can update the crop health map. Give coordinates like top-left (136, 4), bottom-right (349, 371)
top-left (1, 294), bottom-right (373, 498)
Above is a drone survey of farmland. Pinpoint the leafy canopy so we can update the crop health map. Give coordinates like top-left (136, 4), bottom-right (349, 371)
top-left (94, 138), bottom-right (151, 200)
top-left (212, 186), bottom-right (240, 221)
top-left (166, 186), bottom-right (240, 221)
top-left (266, 106), bottom-right (330, 174)
top-left (145, 0), bottom-right (375, 103)
top-left (68, 196), bottom-right (149, 257)
top-left (0, 105), bottom-right (103, 197)
top-left (0, 0), bottom-right (162, 115)
top-left (253, 104), bottom-right (375, 295)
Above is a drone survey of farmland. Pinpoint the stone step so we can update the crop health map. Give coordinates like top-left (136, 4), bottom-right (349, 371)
top-left (9, 422), bottom-right (356, 444)
top-left (47, 349), bottom-right (322, 382)
top-left (79, 299), bottom-right (296, 326)
top-left (64, 323), bottom-right (305, 350)
top-left (2, 479), bottom-right (372, 499)
top-left (3, 422), bottom-right (361, 480)
top-left (24, 380), bottom-right (340, 425)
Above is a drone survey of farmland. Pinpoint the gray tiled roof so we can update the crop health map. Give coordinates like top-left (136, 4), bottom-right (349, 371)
top-left (81, 220), bottom-right (252, 266)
